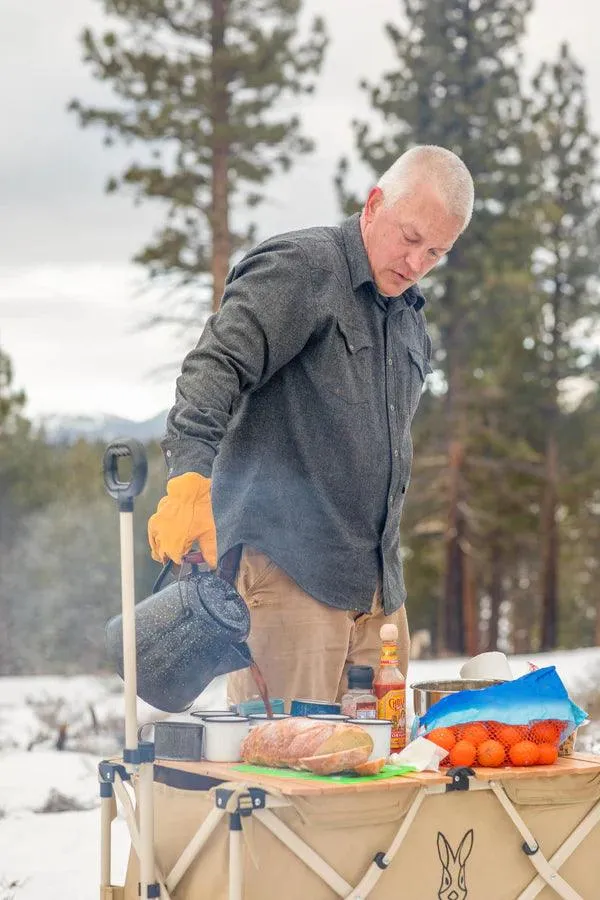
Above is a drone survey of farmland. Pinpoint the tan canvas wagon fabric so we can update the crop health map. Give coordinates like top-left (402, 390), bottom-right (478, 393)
top-left (123, 767), bottom-right (600, 900)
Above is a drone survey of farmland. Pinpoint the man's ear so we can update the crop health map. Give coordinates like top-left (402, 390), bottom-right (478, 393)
top-left (364, 187), bottom-right (384, 222)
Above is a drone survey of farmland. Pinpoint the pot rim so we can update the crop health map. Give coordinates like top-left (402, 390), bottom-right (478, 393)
top-left (410, 678), bottom-right (506, 691)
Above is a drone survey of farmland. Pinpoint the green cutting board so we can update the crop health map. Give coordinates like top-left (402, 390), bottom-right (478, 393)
top-left (233, 763), bottom-right (416, 784)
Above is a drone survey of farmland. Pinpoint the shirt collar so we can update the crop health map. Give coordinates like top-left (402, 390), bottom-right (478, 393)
top-left (340, 213), bottom-right (426, 311)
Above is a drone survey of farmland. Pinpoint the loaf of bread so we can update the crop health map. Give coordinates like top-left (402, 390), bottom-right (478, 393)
top-left (240, 717), bottom-right (378, 775)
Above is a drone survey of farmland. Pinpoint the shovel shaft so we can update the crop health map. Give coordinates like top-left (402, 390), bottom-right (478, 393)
top-left (120, 509), bottom-right (139, 755)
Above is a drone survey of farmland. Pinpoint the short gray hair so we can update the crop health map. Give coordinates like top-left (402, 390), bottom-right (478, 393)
top-left (377, 145), bottom-right (474, 230)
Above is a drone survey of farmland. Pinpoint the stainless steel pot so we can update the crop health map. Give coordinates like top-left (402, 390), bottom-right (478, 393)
top-left (411, 678), bottom-right (506, 718)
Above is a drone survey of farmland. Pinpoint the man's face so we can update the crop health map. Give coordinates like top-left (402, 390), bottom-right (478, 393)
top-left (361, 183), bottom-right (464, 296)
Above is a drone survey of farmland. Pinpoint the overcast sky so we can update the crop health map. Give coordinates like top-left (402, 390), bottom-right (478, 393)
top-left (1, 0), bottom-right (599, 421)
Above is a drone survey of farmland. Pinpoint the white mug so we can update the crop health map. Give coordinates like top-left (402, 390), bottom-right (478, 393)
top-left (348, 719), bottom-right (392, 761)
top-left (202, 715), bottom-right (250, 762)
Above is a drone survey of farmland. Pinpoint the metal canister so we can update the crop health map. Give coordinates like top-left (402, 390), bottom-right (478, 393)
top-left (290, 699), bottom-right (341, 717)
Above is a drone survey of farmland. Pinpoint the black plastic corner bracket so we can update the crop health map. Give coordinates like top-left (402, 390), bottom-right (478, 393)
top-left (374, 851), bottom-right (389, 870)
top-left (446, 766), bottom-right (475, 791)
top-left (215, 787), bottom-right (266, 816)
top-left (99, 760), bottom-right (131, 784)
top-left (522, 841), bottom-right (539, 856)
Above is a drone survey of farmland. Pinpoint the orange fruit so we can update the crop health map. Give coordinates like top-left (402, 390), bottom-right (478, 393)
top-left (449, 739), bottom-right (477, 768)
top-left (497, 724), bottom-right (527, 747)
top-left (460, 723), bottom-right (489, 746)
top-left (509, 740), bottom-right (539, 767)
top-left (529, 721), bottom-right (560, 744)
top-left (427, 727), bottom-right (457, 752)
top-left (477, 739), bottom-right (506, 768)
top-left (537, 743), bottom-right (559, 765)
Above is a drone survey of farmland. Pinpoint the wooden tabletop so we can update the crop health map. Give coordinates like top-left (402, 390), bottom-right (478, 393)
top-left (155, 752), bottom-right (600, 797)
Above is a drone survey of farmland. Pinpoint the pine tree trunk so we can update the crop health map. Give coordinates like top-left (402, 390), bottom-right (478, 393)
top-left (487, 540), bottom-right (502, 651)
top-left (463, 541), bottom-right (479, 656)
top-left (210, 0), bottom-right (230, 312)
top-left (444, 439), bottom-right (466, 654)
top-left (540, 429), bottom-right (559, 650)
top-left (442, 265), bottom-right (469, 656)
top-left (540, 276), bottom-right (561, 652)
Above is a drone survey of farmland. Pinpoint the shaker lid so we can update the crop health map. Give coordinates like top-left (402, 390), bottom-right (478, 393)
top-left (347, 665), bottom-right (374, 688)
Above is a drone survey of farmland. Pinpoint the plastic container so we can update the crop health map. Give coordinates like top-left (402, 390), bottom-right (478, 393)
top-left (340, 665), bottom-right (377, 719)
top-left (238, 698), bottom-right (285, 717)
top-left (202, 715), bottom-right (250, 762)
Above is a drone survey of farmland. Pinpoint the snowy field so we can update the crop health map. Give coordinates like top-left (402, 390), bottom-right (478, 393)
top-left (1, 649), bottom-right (599, 899)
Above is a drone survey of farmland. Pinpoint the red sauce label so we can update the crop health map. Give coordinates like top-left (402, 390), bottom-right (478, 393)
top-left (374, 684), bottom-right (406, 752)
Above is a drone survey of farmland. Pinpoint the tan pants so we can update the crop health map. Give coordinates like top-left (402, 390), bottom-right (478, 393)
top-left (228, 546), bottom-right (410, 712)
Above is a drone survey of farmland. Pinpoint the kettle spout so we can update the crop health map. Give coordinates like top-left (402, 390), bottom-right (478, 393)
top-left (213, 641), bottom-right (253, 678)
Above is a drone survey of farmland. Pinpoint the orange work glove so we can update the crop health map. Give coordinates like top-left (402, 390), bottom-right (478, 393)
top-left (147, 472), bottom-right (217, 568)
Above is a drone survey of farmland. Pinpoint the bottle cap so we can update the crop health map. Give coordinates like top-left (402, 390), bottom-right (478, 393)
top-left (347, 665), bottom-right (374, 689)
top-left (380, 623), bottom-right (398, 642)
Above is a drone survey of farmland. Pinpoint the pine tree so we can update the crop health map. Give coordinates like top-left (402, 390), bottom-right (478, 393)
top-left (336, 0), bottom-right (537, 653)
top-left (70, 0), bottom-right (327, 314)
top-left (0, 346), bottom-right (26, 436)
top-left (528, 43), bottom-right (600, 649)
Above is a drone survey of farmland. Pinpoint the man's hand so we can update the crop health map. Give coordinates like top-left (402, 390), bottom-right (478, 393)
top-left (148, 472), bottom-right (217, 568)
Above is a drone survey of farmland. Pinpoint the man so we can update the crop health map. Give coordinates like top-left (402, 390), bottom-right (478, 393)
top-left (148, 145), bottom-right (474, 710)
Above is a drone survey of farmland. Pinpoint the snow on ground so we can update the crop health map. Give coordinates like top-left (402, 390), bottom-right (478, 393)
top-left (0, 651), bottom-right (598, 899)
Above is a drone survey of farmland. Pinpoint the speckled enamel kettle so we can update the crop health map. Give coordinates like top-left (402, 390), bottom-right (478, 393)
top-left (103, 439), bottom-right (252, 713)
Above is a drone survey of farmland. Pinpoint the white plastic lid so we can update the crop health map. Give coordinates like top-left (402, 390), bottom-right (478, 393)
top-left (380, 623), bottom-right (398, 642)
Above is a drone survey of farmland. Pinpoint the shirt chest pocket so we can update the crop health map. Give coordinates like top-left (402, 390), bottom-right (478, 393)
top-left (321, 319), bottom-right (374, 405)
top-left (406, 345), bottom-right (433, 416)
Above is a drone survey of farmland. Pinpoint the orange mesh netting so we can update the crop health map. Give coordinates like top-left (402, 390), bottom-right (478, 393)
top-left (425, 719), bottom-right (567, 768)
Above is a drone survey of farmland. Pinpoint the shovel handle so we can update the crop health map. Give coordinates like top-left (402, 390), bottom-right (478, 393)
top-left (103, 438), bottom-right (148, 511)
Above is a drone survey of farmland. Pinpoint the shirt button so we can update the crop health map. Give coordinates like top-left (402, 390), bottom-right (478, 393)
top-left (166, 450), bottom-right (172, 458)
top-left (349, 343), bottom-right (355, 351)
top-left (394, 449), bottom-right (399, 457)
top-left (389, 493), bottom-right (394, 504)
top-left (390, 403), bottom-right (395, 411)
top-left (388, 358), bottom-right (393, 366)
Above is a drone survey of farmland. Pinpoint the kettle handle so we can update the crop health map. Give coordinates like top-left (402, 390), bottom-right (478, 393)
top-left (152, 560), bottom-right (174, 594)
top-left (151, 550), bottom-right (207, 595)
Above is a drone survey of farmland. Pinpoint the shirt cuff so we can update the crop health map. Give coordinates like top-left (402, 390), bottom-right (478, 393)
top-left (161, 436), bottom-right (216, 479)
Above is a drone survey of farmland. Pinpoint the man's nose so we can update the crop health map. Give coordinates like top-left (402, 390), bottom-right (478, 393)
top-left (405, 248), bottom-right (427, 277)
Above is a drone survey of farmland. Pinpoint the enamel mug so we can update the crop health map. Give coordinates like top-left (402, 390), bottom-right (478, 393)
top-left (202, 715), bottom-right (250, 762)
top-left (348, 718), bottom-right (393, 761)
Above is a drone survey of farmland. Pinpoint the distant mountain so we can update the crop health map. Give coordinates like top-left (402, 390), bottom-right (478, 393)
top-left (37, 410), bottom-right (168, 444)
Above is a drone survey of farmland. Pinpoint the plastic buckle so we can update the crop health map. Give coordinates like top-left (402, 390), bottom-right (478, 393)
top-left (445, 766), bottom-right (475, 791)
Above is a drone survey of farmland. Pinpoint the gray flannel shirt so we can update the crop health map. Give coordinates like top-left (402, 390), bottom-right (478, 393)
top-left (162, 214), bottom-right (432, 614)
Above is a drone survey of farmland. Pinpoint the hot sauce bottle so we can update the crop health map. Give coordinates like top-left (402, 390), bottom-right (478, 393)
top-left (373, 623), bottom-right (406, 753)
